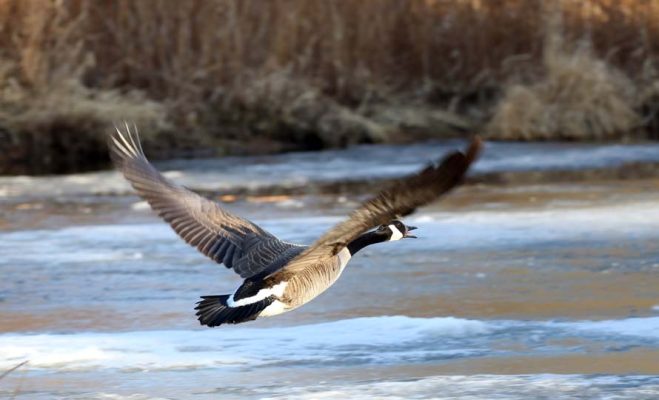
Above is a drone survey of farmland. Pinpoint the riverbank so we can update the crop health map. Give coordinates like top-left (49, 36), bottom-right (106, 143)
top-left (3, 139), bottom-right (659, 232)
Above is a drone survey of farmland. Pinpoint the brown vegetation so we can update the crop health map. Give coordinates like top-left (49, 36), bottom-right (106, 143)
top-left (0, 0), bottom-right (658, 174)
top-left (487, 47), bottom-right (640, 140)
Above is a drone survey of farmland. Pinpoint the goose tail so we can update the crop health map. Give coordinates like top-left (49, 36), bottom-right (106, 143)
top-left (194, 295), bottom-right (273, 327)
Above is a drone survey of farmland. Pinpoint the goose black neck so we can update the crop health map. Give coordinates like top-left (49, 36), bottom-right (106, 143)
top-left (347, 231), bottom-right (388, 255)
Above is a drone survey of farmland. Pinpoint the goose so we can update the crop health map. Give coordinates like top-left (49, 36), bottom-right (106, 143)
top-left (109, 124), bottom-right (481, 327)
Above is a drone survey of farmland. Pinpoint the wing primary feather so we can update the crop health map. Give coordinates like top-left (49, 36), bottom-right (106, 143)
top-left (223, 245), bottom-right (236, 267)
top-left (117, 126), bottom-right (138, 157)
top-left (206, 240), bottom-right (224, 260)
top-left (281, 137), bottom-right (482, 273)
top-left (130, 121), bottom-right (145, 155)
top-left (109, 122), bottom-right (300, 278)
top-left (187, 227), bottom-right (209, 246)
top-left (215, 241), bottom-right (232, 260)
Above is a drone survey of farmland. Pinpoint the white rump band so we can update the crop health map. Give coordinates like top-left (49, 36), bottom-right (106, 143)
top-left (228, 281), bottom-right (288, 307)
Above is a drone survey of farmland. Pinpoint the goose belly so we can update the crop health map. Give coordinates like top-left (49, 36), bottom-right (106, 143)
top-left (259, 300), bottom-right (288, 317)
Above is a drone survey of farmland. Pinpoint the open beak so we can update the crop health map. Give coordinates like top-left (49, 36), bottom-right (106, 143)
top-left (404, 225), bottom-right (418, 239)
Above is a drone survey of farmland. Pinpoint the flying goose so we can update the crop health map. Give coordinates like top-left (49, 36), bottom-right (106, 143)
top-left (109, 124), bottom-right (481, 327)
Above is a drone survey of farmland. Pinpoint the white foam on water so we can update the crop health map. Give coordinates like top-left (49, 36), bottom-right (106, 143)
top-left (549, 316), bottom-right (659, 339)
top-left (5, 374), bottom-right (657, 400)
top-left (3, 196), bottom-right (659, 271)
top-left (63, 395), bottom-right (168, 400)
top-left (0, 171), bottom-right (128, 199)
top-left (255, 374), bottom-right (659, 400)
top-left (3, 315), bottom-right (659, 373)
top-left (131, 201), bottom-right (151, 211)
top-left (0, 223), bottom-right (184, 266)
top-left (403, 199), bottom-right (659, 250)
top-left (4, 141), bottom-right (659, 200)
top-left (0, 316), bottom-right (491, 371)
top-left (475, 142), bottom-right (659, 172)
top-left (262, 199), bottom-right (659, 251)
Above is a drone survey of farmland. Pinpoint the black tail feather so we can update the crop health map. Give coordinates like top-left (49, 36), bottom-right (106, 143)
top-left (194, 295), bottom-right (274, 327)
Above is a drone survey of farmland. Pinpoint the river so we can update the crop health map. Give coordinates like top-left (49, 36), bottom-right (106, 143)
top-left (1, 140), bottom-right (659, 399)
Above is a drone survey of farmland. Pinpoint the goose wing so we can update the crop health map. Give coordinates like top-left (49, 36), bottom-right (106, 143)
top-left (109, 123), bottom-right (299, 279)
top-left (280, 138), bottom-right (481, 274)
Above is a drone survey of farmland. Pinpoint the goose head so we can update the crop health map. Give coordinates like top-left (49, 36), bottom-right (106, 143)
top-left (376, 219), bottom-right (418, 241)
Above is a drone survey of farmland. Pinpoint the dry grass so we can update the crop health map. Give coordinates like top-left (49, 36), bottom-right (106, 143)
top-left (486, 2), bottom-right (652, 140)
top-left (0, 0), bottom-right (658, 173)
top-left (487, 47), bottom-right (640, 140)
top-left (204, 70), bottom-right (390, 151)
top-left (0, 1), bottom-right (168, 174)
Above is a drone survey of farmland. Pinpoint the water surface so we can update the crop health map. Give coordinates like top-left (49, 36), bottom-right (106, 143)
top-left (1, 141), bottom-right (659, 399)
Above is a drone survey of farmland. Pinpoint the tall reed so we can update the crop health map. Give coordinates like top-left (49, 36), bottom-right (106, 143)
top-left (0, 0), bottom-right (657, 173)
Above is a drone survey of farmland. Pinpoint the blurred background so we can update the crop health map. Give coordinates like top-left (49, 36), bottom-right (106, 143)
top-left (1, 1), bottom-right (659, 399)
top-left (1, 0), bottom-right (659, 174)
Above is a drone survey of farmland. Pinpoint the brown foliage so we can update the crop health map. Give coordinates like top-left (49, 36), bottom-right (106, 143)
top-left (0, 0), bottom-right (658, 173)
top-left (487, 48), bottom-right (640, 140)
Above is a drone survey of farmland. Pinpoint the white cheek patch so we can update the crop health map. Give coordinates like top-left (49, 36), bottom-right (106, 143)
top-left (388, 224), bottom-right (403, 241)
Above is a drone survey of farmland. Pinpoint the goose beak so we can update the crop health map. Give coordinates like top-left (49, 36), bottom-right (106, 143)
top-left (404, 226), bottom-right (418, 239)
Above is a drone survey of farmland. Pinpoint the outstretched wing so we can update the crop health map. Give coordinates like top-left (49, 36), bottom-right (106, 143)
top-left (109, 123), bottom-right (296, 278)
top-left (280, 137), bottom-right (482, 274)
